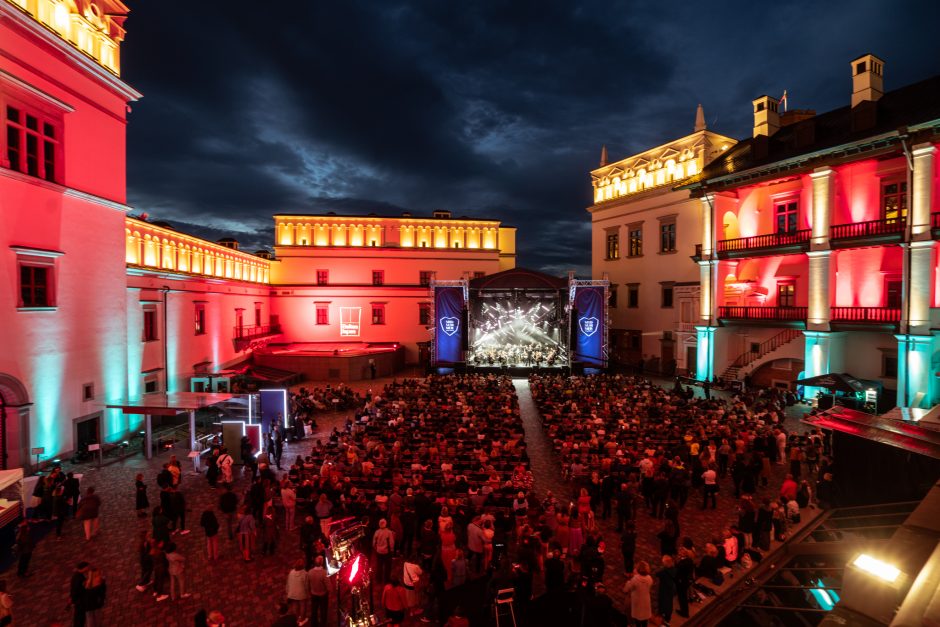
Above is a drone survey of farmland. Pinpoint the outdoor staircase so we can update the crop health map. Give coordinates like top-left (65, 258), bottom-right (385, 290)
top-left (721, 328), bottom-right (803, 381)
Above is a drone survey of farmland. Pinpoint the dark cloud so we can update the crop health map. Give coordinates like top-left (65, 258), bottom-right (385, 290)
top-left (123, 0), bottom-right (940, 277)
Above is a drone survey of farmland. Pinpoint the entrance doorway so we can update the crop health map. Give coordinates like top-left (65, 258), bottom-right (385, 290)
top-left (75, 415), bottom-right (100, 453)
top-left (686, 346), bottom-right (698, 377)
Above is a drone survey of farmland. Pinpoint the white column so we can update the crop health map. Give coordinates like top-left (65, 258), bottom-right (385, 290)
top-left (188, 409), bottom-right (197, 451)
top-left (700, 195), bottom-right (714, 256)
top-left (698, 260), bottom-right (714, 324)
top-left (806, 250), bottom-right (832, 330)
top-left (905, 241), bottom-right (934, 335)
top-left (695, 326), bottom-right (716, 382)
top-left (810, 167), bottom-right (834, 250)
top-left (911, 143), bottom-right (936, 241)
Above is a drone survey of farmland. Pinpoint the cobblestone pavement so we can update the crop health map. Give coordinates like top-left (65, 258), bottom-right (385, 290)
top-left (3, 375), bottom-right (817, 626)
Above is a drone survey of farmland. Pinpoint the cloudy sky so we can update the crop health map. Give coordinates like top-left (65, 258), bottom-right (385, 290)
top-left (122, 0), bottom-right (939, 276)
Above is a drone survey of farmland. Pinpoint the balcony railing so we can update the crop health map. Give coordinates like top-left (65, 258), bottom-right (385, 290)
top-left (830, 307), bottom-right (901, 323)
top-left (932, 212), bottom-right (940, 231)
top-left (718, 306), bottom-right (807, 321)
top-left (716, 229), bottom-right (811, 254)
top-left (830, 217), bottom-right (904, 241)
top-left (233, 323), bottom-right (282, 340)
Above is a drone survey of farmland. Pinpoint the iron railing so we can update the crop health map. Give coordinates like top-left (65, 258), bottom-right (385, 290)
top-left (716, 229), bottom-right (810, 254)
top-left (718, 306), bottom-right (807, 321)
top-left (830, 217), bottom-right (904, 240)
top-left (729, 328), bottom-right (804, 368)
top-left (830, 307), bottom-right (901, 323)
top-left (233, 323), bottom-right (282, 339)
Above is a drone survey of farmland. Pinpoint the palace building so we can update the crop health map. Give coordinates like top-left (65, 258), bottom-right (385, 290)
top-left (688, 55), bottom-right (940, 408)
top-left (0, 0), bottom-right (516, 469)
top-left (588, 106), bottom-right (736, 374)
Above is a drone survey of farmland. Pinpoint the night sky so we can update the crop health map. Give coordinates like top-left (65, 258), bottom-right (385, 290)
top-left (121, 1), bottom-right (940, 276)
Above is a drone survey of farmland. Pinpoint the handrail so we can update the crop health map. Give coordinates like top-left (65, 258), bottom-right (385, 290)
top-left (830, 306), bottom-right (901, 323)
top-left (718, 306), bottom-right (807, 321)
top-left (730, 328), bottom-right (803, 368)
top-left (716, 229), bottom-right (810, 253)
top-left (830, 217), bottom-right (904, 240)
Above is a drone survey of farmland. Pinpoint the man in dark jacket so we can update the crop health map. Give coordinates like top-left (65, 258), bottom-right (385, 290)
top-left (69, 561), bottom-right (90, 627)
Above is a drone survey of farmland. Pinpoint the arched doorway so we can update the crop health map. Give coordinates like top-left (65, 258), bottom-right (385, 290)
top-left (0, 374), bottom-right (30, 470)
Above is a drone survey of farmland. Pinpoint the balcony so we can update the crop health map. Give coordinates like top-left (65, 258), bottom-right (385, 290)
top-left (718, 306), bottom-right (807, 327)
top-left (932, 212), bottom-right (940, 235)
top-left (830, 306), bottom-right (901, 328)
top-left (715, 230), bottom-right (811, 259)
top-left (233, 323), bottom-right (282, 351)
top-left (830, 217), bottom-right (904, 248)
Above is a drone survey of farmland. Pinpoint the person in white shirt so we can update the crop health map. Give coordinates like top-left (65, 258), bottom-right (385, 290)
top-left (701, 465), bottom-right (718, 509)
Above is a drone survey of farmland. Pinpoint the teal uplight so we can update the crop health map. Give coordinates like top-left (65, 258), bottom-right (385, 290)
top-left (31, 351), bottom-right (65, 455)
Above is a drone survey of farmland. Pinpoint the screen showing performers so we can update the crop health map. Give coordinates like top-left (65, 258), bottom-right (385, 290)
top-left (468, 294), bottom-right (567, 367)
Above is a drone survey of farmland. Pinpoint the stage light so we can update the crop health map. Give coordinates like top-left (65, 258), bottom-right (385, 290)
top-left (348, 555), bottom-right (361, 584)
top-left (852, 554), bottom-right (900, 583)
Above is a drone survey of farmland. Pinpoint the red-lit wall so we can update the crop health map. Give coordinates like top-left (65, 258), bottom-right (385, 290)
top-left (834, 247), bottom-right (902, 307)
top-left (718, 255), bottom-right (808, 307)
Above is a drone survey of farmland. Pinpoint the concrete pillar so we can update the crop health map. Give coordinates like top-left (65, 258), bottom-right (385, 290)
top-left (695, 326), bottom-right (716, 382)
top-left (144, 414), bottom-right (152, 460)
top-left (807, 250), bottom-right (833, 331)
top-left (188, 409), bottom-right (196, 451)
top-left (911, 143), bottom-right (936, 241)
top-left (802, 331), bottom-right (845, 401)
top-left (810, 167), bottom-right (834, 250)
top-left (895, 334), bottom-right (936, 408)
top-left (698, 260), bottom-right (715, 324)
top-left (902, 241), bottom-right (934, 335)
top-left (700, 195), bottom-right (715, 256)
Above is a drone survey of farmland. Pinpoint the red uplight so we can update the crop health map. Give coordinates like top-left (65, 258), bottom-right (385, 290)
top-left (348, 555), bottom-right (361, 583)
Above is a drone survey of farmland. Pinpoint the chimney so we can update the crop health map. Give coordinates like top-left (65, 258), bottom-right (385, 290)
top-left (851, 53), bottom-right (884, 107)
top-left (752, 95), bottom-right (780, 138)
top-left (599, 144), bottom-right (608, 167)
top-left (694, 104), bottom-right (706, 132)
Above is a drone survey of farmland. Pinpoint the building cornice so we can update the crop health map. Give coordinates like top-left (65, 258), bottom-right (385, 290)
top-left (0, 67), bottom-right (74, 112)
top-left (0, 165), bottom-right (132, 212)
top-left (0, 2), bottom-right (141, 101)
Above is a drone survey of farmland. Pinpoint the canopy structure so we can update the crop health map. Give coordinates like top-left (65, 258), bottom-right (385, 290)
top-left (105, 392), bottom-right (242, 459)
top-left (796, 372), bottom-right (868, 394)
top-left (803, 406), bottom-right (940, 460)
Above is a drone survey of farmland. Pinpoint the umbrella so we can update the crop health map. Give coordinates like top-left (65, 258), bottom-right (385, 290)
top-left (795, 372), bottom-right (866, 394)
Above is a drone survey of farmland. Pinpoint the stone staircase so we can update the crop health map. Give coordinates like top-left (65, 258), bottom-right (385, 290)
top-left (721, 328), bottom-right (804, 381)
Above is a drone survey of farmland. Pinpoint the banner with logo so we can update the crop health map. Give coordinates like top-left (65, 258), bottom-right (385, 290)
top-left (434, 286), bottom-right (464, 364)
top-left (574, 286), bottom-right (605, 366)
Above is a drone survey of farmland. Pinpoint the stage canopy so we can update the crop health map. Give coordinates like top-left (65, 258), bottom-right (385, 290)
top-left (469, 267), bottom-right (568, 290)
top-left (796, 372), bottom-right (870, 393)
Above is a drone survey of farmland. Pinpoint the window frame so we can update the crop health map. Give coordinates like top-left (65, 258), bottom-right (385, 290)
top-left (880, 178), bottom-right (908, 223)
top-left (627, 283), bottom-right (640, 308)
top-left (3, 99), bottom-right (62, 183)
top-left (12, 247), bottom-right (60, 310)
top-left (608, 285), bottom-right (617, 308)
top-left (661, 283), bottom-right (674, 309)
top-left (142, 307), bottom-right (158, 342)
top-left (419, 271), bottom-right (433, 286)
top-left (371, 303), bottom-right (386, 325)
top-left (774, 200), bottom-right (799, 234)
top-left (316, 269), bottom-right (329, 285)
top-left (628, 223), bottom-right (643, 257)
top-left (315, 303), bottom-right (330, 326)
top-left (776, 280), bottom-right (796, 308)
top-left (658, 218), bottom-right (677, 253)
top-left (419, 302), bottom-right (431, 326)
top-left (194, 302), bottom-right (207, 336)
top-left (372, 270), bottom-right (385, 286)
top-left (605, 229), bottom-right (619, 260)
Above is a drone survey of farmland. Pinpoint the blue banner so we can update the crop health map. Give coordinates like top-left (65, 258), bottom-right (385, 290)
top-left (574, 286), bottom-right (605, 366)
top-left (259, 389), bottom-right (287, 435)
top-left (434, 287), bottom-right (464, 364)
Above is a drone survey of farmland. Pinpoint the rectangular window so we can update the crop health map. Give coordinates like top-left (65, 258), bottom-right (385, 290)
top-left (605, 231), bottom-right (619, 260)
top-left (142, 309), bottom-right (157, 342)
top-left (144, 379), bottom-right (159, 394)
top-left (372, 270), bottom-right (384, 286)
top-left (882, 180), bottom-right (908, 223)
top-left (882, 355), bottom-right (898, 378)
top-left (316, 270), bottom-right (329, 285)
top-left (662, 286), bottom-right (674, 308)
top-left (659, 221), bottom-right (676, 253)
top-left (473, 271), bottom-right (486, 279)
top-left (194, 303), bottom-right (206, 335)
top-left (419, 303), bottom-right (431, 325)
top-left (82, 382), bottom-right (95, 402)
top-left (886, 279), bottom-right (902, 309)
top-left (419, 271), bottom-right (433, 286)
top-left (254, 303), bottom-right (262, 327)
top-left (627, 330), bottom-right (642, 350)
top-left (608, 285), bottom-right (617, 308)
top-left (775, 201), bottom-right (798, 234)
top-left (316, 304), bottom-right (329, 325)
top-left (371, 304), bottom-right (386, 325)
top-left (628, 226), bottom-right (643, 257)
top-left (19, 264), bottom-right (49, 307)
top-left (777, 281), bottom-right (796, 307)
top-left (5, 105), bottom-right (59, 182)
top-left (627, 284), bottom-right (639, 308)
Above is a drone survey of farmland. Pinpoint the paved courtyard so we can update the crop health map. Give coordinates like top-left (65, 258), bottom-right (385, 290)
top-left (2, 375), bottom-right (815, 626)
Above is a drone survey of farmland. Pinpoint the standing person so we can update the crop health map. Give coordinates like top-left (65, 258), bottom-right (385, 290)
top-left (314, 493), bottom-right (333, 539)
top-left (701, 465), bottom-right (718, 510)
top-left (381, 576), bottom-right (408, 626)
top-left (135, 473), bottom-right (149, 518)
top-left (308, 555), bottom-right (330, 627)
top-left (260, 505), bottom-right (279, 556)
top-left (135, 532), bottom-right (154, 592)
top-left (285, 560), bottom-right (309, 620)
top-left (218, 448), bottom-right (234, 487)
top-left (200, 509), bottom-right (220, 562)
top-left (237, 506), bottom-right (256, 562)
top-left (68, 562), bottom-right (89, 627)
top-left (170, 486), bottom-right (190, 535)
top-left (75, 487), bottom-right (101, 540)
top-left (372, 518), bottom-right (395, 585)
top-left (64, 472), bottom-right (81, 518)
top-left (622, 561), bottom-right (653, 627)
top-left (0, 580), bottom-right (12, 627)
top-left (675, 546), bottom-right (694, 619)
top-left (83, 567), bottom-right (106, 627)
top-left (402, 554), bottom-right (424, 617)
top-left (621, 521), bottom-right (637, 575)
top-left (656, 555), bottom-right (677, 625)
top-left (152, 506), bottom-right (172, 546)
top-left (281, 481), bottom-right (297, 532)
top-left (52, 483), bottom-right (68, 537)
top-left (14, 520), bottom-right (34, 577)
top-left (219, 484), bottom-right (239, 540)
top-left (151, 542), bottom-right (170, 602)
top-left (166, 542), bottom-right (191, 600)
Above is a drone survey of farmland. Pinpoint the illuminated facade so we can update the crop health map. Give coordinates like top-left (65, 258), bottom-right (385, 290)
top-left (0, 1), bottom-right (517, 467)
top-left (589, 106), bottom-right (736, 373)
top-left (690, 55), bottom-right (940, 408)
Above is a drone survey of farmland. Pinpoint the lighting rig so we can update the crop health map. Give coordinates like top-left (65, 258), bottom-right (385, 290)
top-left (327, 521), bottom-right (378, 627)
